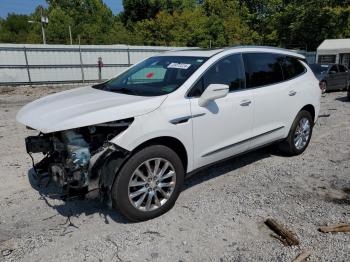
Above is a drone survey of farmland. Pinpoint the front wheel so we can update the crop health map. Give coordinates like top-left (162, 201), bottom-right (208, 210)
top-left (279, 110), bottom-right (313, 156)
top-left (111, 145), bottom-right (184, 221)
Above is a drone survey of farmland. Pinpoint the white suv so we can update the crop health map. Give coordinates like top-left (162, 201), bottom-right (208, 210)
top-left (17, 47), bottom-right (321, 221)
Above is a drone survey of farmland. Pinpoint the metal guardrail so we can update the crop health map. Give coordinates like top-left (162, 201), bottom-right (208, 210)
top-left (0, 44), bottom-right (185, 86)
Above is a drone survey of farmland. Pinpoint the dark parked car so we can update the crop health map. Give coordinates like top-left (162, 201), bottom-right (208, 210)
top-left (309, 63), bottom-right (349, 93)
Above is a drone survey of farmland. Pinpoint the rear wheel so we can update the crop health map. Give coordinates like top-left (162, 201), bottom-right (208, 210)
top-left (111, 145), bottom-right (184, 221)
top-left (279, 110), bottom-right (313, 156)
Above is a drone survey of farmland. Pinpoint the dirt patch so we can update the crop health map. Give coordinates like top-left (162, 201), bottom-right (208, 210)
top-left (0, 87), bottom-right (349, 261)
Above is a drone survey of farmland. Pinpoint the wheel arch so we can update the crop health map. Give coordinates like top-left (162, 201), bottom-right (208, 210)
top-left (131, 136), bottom-right (188, 172)
top-left (300, 104), bottom-right (315, 122)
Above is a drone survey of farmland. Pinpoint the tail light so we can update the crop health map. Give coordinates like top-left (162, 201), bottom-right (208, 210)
top-left (319, 81), bottom-right (326, 93)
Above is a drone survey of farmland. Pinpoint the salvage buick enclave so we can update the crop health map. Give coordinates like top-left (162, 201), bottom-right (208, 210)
top-left (17, 47), bottom-right (321, 221)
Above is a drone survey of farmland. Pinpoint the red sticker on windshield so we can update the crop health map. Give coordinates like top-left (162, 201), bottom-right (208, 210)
top-left (146, 72), bottom-right (154, 78)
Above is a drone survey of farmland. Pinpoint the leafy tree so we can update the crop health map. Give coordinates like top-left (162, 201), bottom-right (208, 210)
top-left (45, 6), bottom-right (74, 44)
top-left (47, 0), bottom-right (114, 44)
top-left (1, 0), bottom-right (350, 51)
top-left (121, 0), bottom-right (198, 24)
top-left (274, 1), bottom-right (350, 50)
top-left (0, 14), bottom-right (36, 43)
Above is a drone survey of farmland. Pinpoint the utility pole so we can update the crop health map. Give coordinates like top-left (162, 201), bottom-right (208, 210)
top-left (40, 8), bottom-right (48, 44)
top-left (69, 25), bottom-right (73, 45)
top-left (28, 6), bottom-right (48, 45)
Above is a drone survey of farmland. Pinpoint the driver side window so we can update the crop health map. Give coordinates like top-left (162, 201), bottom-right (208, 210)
top-left (188, 54), bottom-right (245, 97)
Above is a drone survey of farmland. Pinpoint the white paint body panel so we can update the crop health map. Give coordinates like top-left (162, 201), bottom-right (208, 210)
top-left (190, 90), bottom-right (254, 169)
top-left (17, 47), bottom-right (321, 173)
top-left (16, 86), bottom-right (167, 133)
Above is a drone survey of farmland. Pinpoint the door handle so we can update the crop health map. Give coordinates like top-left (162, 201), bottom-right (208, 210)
top-left (289, 90), bottom-right (297, 96)
top-left (240, 100), bottom-right (251, 106)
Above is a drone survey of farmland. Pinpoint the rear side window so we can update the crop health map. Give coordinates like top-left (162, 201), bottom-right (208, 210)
top-left (188, 54), bottom-right (245, 97)
top-left (243, 53), bottom-right (284, 88)
top-left (329, 65), bottom-right (339, 73)
top-left (281, 56), bottom-right (306, 80)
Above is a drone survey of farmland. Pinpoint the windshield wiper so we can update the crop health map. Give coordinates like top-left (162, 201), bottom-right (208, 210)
top-left (112, 87), bottom-right (137, 95)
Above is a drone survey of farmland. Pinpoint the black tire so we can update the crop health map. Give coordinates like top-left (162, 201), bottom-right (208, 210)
top-left (111, 145), bottom-right (184, 222)
top-left (279, 110), bottom-right (313, 156)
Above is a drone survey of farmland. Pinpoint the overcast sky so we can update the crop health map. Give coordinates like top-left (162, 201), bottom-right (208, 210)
top-left (0, 0), bottom-right (123, 18)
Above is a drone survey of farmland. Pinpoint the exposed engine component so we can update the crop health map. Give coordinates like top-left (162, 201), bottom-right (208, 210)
top-left (58, 130), bottom-right (91, 188)
top-left (25, 118), bottom-right (134, 192)
top-left (50, 164), bottom-right (66, 187)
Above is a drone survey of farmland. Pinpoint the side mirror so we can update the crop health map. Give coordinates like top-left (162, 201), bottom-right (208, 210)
top-left (198, 84), bottom-right (229, 107)
top-left (329, 70), bottom-right (337, 74)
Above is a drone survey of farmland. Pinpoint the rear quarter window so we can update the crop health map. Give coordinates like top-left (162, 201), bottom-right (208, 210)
top-left (281, 56), bottom-right (306, 80)
top-left (338, 65), bottom-right (347, 72)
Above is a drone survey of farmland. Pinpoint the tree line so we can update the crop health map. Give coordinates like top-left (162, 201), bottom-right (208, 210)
top-left (0, 0), bottom-right (350, 51)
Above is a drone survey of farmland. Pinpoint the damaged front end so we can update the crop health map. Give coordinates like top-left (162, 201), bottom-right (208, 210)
top-left (25, 118), bottom-right (133, 196)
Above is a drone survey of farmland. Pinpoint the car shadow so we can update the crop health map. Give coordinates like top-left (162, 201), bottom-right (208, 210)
top-left (335, 96), bottom-right (349, 102)
top-left (183, 145), bottom-right (278, 191)
top-left (27, 145), bottom-right (281, 224)
top-left (27, 169), bottom-right (130, 224)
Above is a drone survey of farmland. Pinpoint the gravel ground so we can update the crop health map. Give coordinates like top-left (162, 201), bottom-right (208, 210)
top-left (0, 85), bottom-right (349, 262)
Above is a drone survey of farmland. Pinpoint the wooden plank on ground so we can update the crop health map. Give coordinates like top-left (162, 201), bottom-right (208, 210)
top-left (264, 218), bottom-right (300, 246)
top-left (319, 224), bottom-right (350, 233)
top-left (293, 250), bottom-right (311, 262)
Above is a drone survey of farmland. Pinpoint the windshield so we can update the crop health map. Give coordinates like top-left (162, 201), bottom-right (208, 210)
top-left (309, 64), bottom-right (329, 75)
top-left (93, 56), bottom-right (208, 96)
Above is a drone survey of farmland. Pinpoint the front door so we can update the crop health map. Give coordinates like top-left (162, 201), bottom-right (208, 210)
top-left (327, 65), bottom-right (341, 90)
top-left (188, 54), bottom-right (254, 169)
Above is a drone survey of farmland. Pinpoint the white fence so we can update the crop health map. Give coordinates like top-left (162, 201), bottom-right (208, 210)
top-left (0, 44), bottom-right (190, 85)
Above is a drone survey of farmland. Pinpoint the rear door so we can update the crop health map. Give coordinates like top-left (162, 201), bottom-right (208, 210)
top-left (243, 53), bottom-right (305, 149)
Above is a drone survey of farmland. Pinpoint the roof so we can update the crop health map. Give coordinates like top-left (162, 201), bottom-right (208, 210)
top-left (159, 48), bottom-right (224, 57)
top-left (160, 46), bottom-right (305, 59)
top-left (317, 39), bottom-right (350, 54)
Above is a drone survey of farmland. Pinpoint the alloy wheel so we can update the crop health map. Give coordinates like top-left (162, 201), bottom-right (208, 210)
top-left (128, 158), bottom-right (176, 212)
top-left (294, 117), bottom-right (311, 150)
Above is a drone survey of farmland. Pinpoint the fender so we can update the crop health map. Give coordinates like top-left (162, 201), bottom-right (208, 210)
top-left (88, 143), bottom-right (130, 191)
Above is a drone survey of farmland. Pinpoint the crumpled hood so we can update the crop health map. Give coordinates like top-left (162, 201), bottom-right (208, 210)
top-left (16, 86), bottom-right (167, 133)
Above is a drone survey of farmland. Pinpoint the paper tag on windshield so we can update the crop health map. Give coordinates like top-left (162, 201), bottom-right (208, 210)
top-left (167, 63), bottom-right (191, 69)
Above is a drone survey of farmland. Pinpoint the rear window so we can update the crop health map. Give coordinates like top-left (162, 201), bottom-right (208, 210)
top-left (243, 53), bottom-right (284, 88)
top-left (281, 57), bottom-right (306, 80)
top-left (309, 64), bottom-right (329, 75)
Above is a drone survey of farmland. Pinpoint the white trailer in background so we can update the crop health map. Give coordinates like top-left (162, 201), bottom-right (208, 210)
top-left (317, 39), bottom-right (350, 67)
